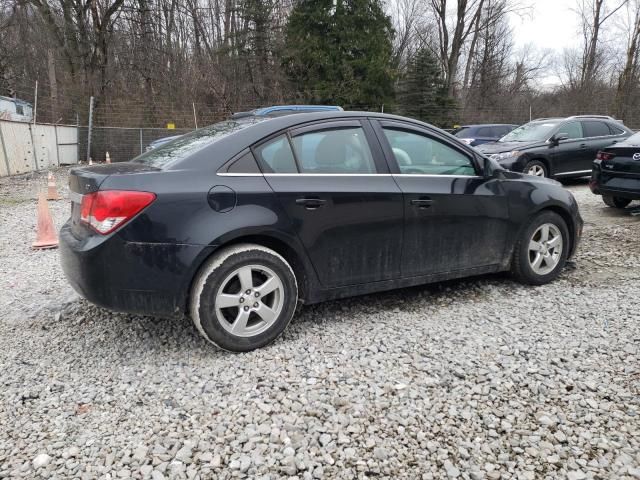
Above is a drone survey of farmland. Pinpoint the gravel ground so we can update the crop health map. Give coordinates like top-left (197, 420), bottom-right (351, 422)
top-left (1, 168), bottom-right (639, 480)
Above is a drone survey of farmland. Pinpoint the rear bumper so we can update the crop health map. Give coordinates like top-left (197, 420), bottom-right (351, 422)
top-left (59, 222), bottom-right (213, 318)
top-left (590, 165), bottom-right (640, 199)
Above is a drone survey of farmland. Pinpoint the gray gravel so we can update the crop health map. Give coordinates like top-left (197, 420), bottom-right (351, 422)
top-left (1, 168), bottom-right (639, 479)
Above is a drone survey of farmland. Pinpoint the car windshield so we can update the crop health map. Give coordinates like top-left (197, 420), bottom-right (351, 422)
top-left (499, 121), bottom-right (560, 142)
top-left (132, 118), bottom-right (264, 167)
top-left (453, 127), bottom-right (473, 138)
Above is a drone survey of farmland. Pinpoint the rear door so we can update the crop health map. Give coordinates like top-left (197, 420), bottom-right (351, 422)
top-left (577, 120), bottom-right (621, 173)
top-left (372, 120), bottom-right (510, 277)
top-left (255, 120), bottom-right (404, 288)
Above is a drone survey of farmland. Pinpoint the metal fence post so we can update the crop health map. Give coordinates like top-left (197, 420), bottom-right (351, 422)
top-left (87, 96), bottom-right (94, 163)
top-left (0, 122), bottom-right (10, 176)
top-left (139, 128), bottom-right (143, 154)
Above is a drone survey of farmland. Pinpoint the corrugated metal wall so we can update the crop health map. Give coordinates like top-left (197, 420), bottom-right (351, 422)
top-left (0, 120), bottom-right (78, 176)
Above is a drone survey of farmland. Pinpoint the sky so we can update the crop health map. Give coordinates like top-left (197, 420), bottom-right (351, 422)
top-left (509, 0), bottom-right (581, 85)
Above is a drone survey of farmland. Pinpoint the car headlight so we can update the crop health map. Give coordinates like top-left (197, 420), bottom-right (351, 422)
top-left (490, 151), bottom-right (521, 162)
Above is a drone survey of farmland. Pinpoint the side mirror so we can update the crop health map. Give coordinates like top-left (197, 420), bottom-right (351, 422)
top-left (483, 156), bottom-right (504, 178)
top-left (552, 133), bottom-right (569, 144)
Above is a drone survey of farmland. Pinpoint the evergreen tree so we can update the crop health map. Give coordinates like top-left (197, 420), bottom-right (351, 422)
top-left (396, 48), bottom-right (457, 127)
top-left (283, 0), bottom-right (395, 108)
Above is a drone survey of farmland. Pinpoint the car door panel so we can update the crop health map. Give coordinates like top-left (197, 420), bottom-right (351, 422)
top-left (373, 120), bottom-right (511, 277)
top-left (255, 120), bottom-right (404, 288)
top-left (396, 175), bottom-right (510, 276)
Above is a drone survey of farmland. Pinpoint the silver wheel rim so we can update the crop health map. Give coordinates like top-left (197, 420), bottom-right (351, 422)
top-left (528, 164), bottom-right (545, 177)
top-left (215, 264), bottom-right (284, 337)
top-left (528, 223), bottom-right (563, 275)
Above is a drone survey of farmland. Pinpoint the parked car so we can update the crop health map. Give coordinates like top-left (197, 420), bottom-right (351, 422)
top-left (60, 111), bottom-right (582, 352)
top-left (146, 105), bottom-right (344, 151)
top-left (452, 124), bottom-right (519, 146)
top-left (476, 115), bottom-right (632, 178)
top-left (590, 130), bottom-right (640, 208)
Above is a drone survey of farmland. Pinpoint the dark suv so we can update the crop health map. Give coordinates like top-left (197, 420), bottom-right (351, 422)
top-left (477, 116), bottom-right (632, 178)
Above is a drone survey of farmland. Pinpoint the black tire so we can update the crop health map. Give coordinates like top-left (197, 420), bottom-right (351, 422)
top-left (511, 211), bottom-right (569, 285)
top-left (190, 243), bottom-right (298, 352)
top-left (523, 160), bottom-right (548, 178)
top-left (602, 195), bottom-right (631, 209)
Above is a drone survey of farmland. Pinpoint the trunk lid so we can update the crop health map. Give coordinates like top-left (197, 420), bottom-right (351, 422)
top-left (601, 146), bottom-right (640, 177)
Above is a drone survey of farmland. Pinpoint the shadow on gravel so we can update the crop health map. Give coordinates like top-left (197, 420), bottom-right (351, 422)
top-left (50, 272), bottom-right (520, 356)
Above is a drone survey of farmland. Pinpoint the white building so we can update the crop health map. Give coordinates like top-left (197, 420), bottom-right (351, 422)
top-left (0, 96), bottom-right (33, 122)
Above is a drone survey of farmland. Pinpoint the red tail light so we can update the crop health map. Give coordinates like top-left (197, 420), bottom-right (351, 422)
top-left (596, 151), bottom-right (615, 161)
top-left (80, 190), bottom-right (156, 234)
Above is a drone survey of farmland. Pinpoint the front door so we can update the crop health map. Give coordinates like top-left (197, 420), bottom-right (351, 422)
top-left (373, 120), bottom-right (511, 277)
top-left (254, 120), bottom-right (404, 288)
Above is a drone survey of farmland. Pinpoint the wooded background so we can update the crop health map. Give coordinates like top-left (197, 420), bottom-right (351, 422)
top-left (1, 0), bottom-right (639, 135)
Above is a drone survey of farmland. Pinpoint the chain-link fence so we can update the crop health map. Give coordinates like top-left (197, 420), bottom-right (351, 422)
top-left (3, 79), bottom-right (640, 167)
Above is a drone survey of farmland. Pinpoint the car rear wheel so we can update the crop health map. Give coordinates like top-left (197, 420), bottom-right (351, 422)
top-left (190, 244), bottom-right (298, 352)
top-left (602, 195), bottom-right (631, 209)
top-left (511, 211), bottom-right (569, 285)
top-left (524, 160), bottom-right (548, 177)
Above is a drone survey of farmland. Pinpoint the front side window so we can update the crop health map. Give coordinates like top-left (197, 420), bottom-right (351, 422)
top-left (254, 135), bottom-right (297, 173)
top-left (582, 121), bottom-right (611, 138)
top-left (558, 122), bottom-right (583, 140)
top-left (291, 127), bottom-right (376, 174)
top-left (383, 128), bottom-right (476, 176)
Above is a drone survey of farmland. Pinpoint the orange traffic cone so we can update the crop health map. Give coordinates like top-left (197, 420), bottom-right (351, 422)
top-left (32, 192), bottom-right (58, 250)
top-left (46, 172), bottom-right (60, 201)
top-left (105, 152), bottom-right (111, 164)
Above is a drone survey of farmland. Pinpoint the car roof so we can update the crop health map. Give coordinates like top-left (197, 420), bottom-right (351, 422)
top-left (460, 123), bottom-right (518, 128)
top-left (254, 105), bottom-right (343, 115)
top-left (173, 111), bottom-right (461, 170)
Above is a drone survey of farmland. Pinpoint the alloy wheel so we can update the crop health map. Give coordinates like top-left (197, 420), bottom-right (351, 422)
top-left (528, 223), bottom-right (563, 275)
top-left (215, 264), bottom-right (284, 337)
top-left (527, 165), bottom-right (545, 177)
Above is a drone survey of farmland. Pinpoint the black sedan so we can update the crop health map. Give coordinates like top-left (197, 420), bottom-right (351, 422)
top-left (60, 112), bottom-right (583, 351)
top-left (590, 131), bottom-right (640, 208)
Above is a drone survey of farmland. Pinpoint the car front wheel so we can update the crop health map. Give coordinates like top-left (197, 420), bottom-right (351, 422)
top-left (511, 211), bottom-right (569, 285)
top-left (524, 160), bottom-right (548, 177)
top-left (190, 244), bottom-right (298, 352)
top-left (602, 195), bottom-right (631, 209)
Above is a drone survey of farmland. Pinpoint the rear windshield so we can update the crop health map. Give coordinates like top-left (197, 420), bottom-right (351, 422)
top-left (132, 118), bottom-right (264, 167)
top-left (453, 127), bottom-right (473, 138)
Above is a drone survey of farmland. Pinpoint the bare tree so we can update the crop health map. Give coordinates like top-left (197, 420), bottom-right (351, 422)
top-left (613, 0), bottom-right (640, 117)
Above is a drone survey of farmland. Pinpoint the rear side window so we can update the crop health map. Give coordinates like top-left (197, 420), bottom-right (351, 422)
top-left (291, 127), bottom-right (376, 174)
top-left (582, 121), bottom-right (611, 138)
top-left (383, 128), bottom-right (476, 176)
top-left (608, 123), bottom-right (626, 135)
top-left (254, 135), bottom-right (297, 173)
top-left (225, 151), bottom-right (261, 173)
